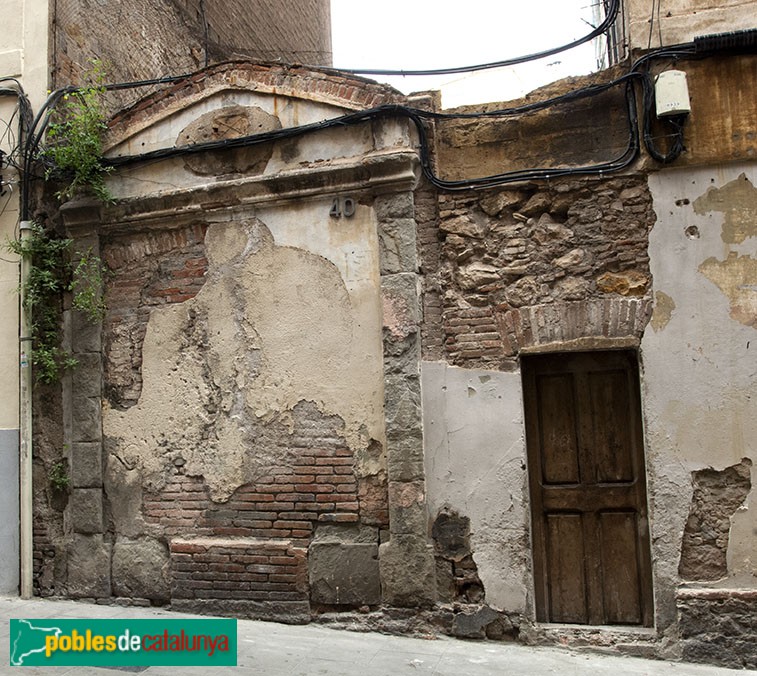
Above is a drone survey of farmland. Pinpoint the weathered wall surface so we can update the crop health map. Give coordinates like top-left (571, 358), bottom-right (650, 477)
top-left (435, 72), bottom-right (630, 183)
top-left (422, 363), bottom-right (529, 614)
top-left (419, 52), bottom-right (757, 662)
top-left (642, 163), bottom-right (757, 633)
top-left (49, 65), bottom-right (436, 617)
top-left (422, 177), bottom-right (655, 371)
top-left (625, 0), bottom-right (756, 51)
top-left (53, 0), bottom-right (331, 87)
top-left (97, 201), bottom-right (389, 614)
top-left (419, 175), bottom-right (656, 640)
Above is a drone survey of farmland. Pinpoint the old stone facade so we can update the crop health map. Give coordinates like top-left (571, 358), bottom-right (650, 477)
top-left (25, 12), bottom-right (757, 673)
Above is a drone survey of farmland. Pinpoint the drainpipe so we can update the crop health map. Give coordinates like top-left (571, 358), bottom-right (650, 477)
top-left (19, 219), bottom-right (33, 599)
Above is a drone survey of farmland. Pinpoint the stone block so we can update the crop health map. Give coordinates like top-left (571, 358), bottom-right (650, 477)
top-left (171, 599), bottom-right (311, 624)
top-left (71, 312), bottom-right (102, 354)
top-left (309, 542), bottom-right (380, 606)
top-left (678, 590), bottom-right (757, 669)
top-left (69, 487), bottom-right (103, 534)
top-left (71, 353), bottom-right (102, 396)
top-left (452, 606), bottom-right (502, 638)
top-left (375, 192), bottom-right (414, 220)
top-left (388, 481), bottom-right (428, 536)
top-left (379, 534), bottom-right (436, 608)
top-left (112, 537), bottom-right (170, 602)
top-left (381, 273), bottom-right (420, 342)
top-left (385, 433), bottom-right (425, 482)
top-left (378, 218), bottom-right (417, 275)
top-left (67, 534), bottom-right (111, 598)
top-left (71, 442), bottom-right (102, 488)
top-left (384, 375), bottom-right (421, 434)
top-left (312, 523), bottom-right (378, 544)
top-left (72, 394), bottom-right (102, 442)
top-left (479, 190), bottom-right (525, 216)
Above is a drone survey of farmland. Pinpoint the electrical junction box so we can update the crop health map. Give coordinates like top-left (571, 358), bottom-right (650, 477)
top-left (655, 70), bottom-right (691, 117)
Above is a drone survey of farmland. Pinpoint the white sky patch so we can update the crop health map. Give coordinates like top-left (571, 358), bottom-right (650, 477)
top-left (331, 0), bottom-right (603, 107)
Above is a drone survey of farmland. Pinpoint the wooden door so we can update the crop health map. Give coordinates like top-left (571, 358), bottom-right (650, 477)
top-left (522, 350), bottom-right (653, 626)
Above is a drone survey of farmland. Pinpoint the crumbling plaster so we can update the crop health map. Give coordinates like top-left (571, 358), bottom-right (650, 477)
top-left (643, 163), bottom-right (757, 612)
top-left (422, 362), bottom-right (530, 614)
top-left (104, 207), bottom-right (386, 502)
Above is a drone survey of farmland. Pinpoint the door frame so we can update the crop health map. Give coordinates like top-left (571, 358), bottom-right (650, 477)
top-left (521, 348), bottom-right (655, 627)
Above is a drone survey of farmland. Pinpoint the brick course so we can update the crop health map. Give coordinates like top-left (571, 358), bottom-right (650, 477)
top-left (170, 538), bottom-right (308, 602)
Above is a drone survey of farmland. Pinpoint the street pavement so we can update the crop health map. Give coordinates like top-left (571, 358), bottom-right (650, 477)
top-left (1, 597), bottom-right (754, 675)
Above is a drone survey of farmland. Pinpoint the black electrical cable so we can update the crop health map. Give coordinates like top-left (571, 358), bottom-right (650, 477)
top-left (104, 71), bottom-right (644, 191)
top-left (336, 0), bottom-right (620, 77)
top-left (18, 27), bottom-right (756, 206)
top-left (630, 43), bottom-right (699, 164)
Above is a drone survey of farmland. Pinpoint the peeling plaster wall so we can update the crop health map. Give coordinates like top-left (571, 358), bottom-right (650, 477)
top-left (48, 64), bottom-right (421, 608)
top-left (422, 362), bottom-right (530, 613)
top-left (643, 163), bottom-right (757, 624)
top-left (103, 213), bottom-right (384, 501)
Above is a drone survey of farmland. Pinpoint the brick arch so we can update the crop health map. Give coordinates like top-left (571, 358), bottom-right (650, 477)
top-left (107, 60), bottom-right (404, 143)
top-left (497, 298), bottom-right (653, 357)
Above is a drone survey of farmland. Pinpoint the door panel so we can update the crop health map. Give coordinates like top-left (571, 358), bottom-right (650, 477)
top-left (523, 350), bottom-right (653, 626)
top-left (589, 370), bottom-right (635, 483)
top-left (546, 513), bottom-right (587, 623)
top-left (598, 511), bottom-right (643, 624)
top-left (538, 374), bottom-right (580, 485)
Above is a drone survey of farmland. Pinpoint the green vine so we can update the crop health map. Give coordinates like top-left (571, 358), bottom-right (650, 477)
top-left (41, 59), bottom-right (114, 203)
top-left (71, 248), bottom-right (108, 323)
top-left (6, 223), bottom-right (107, 383)
top-left (49, 459), bottom-right (71, 493)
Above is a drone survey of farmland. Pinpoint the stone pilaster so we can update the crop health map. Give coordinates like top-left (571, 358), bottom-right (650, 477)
top-left (61, 199), bottom-right (110, 597)
top-left (376, 192), bottom-right (436, 607)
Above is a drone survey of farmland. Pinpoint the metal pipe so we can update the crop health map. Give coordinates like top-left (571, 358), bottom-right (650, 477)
top-left (19, 219), bottom-right (33, 599)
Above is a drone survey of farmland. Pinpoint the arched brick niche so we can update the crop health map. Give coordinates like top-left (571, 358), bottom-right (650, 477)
top-left (498, 297), bottom-right (652, 357)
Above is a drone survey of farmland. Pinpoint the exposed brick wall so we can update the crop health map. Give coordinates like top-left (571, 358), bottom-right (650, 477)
top-left (144, 446), bottom-right (361, 543)
top-left (416, 183), bottom-right (444, 361)
top-left (418, 177), bottom-right (656, 368)
top-left (102, 223), bottom-right (208, 408)
top-left (140, 401), bottom-right (374, 543)
top-left (170, 539), bottom-right (308, 603)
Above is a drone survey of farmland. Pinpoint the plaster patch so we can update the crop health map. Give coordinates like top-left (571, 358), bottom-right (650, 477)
top-left (422, 362), bottom-right (529, 612)
top-left (699, 252), bottom-right (757, 329)
top-left (693, 173), bottom-right (757, 244)
top-left (651, 291), bottom-right (676, 331)
top-left (104, 218), bottom-right (380, 501)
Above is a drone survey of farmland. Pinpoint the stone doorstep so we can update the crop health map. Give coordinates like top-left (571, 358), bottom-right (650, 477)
top-left (521, 623), bottom-right (660, 659)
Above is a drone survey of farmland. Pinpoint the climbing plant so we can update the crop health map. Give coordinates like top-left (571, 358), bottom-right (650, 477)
top-left (41, 59), bottom-right (114, 203)
top-left (6, 222), bottom-right (107, 383)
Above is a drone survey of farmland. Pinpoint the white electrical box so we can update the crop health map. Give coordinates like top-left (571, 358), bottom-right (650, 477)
top-left (655, 70), bottom-right (691, 117)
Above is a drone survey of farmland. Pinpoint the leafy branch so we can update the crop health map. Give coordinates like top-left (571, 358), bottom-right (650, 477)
top-left (7, 223), bottom-right (107, 383)
top-left (41, 59), bottom-right (114, 203)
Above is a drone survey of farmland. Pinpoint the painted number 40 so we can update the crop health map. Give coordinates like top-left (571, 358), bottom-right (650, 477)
top-left (329, 196), bottom-right (356, 218)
